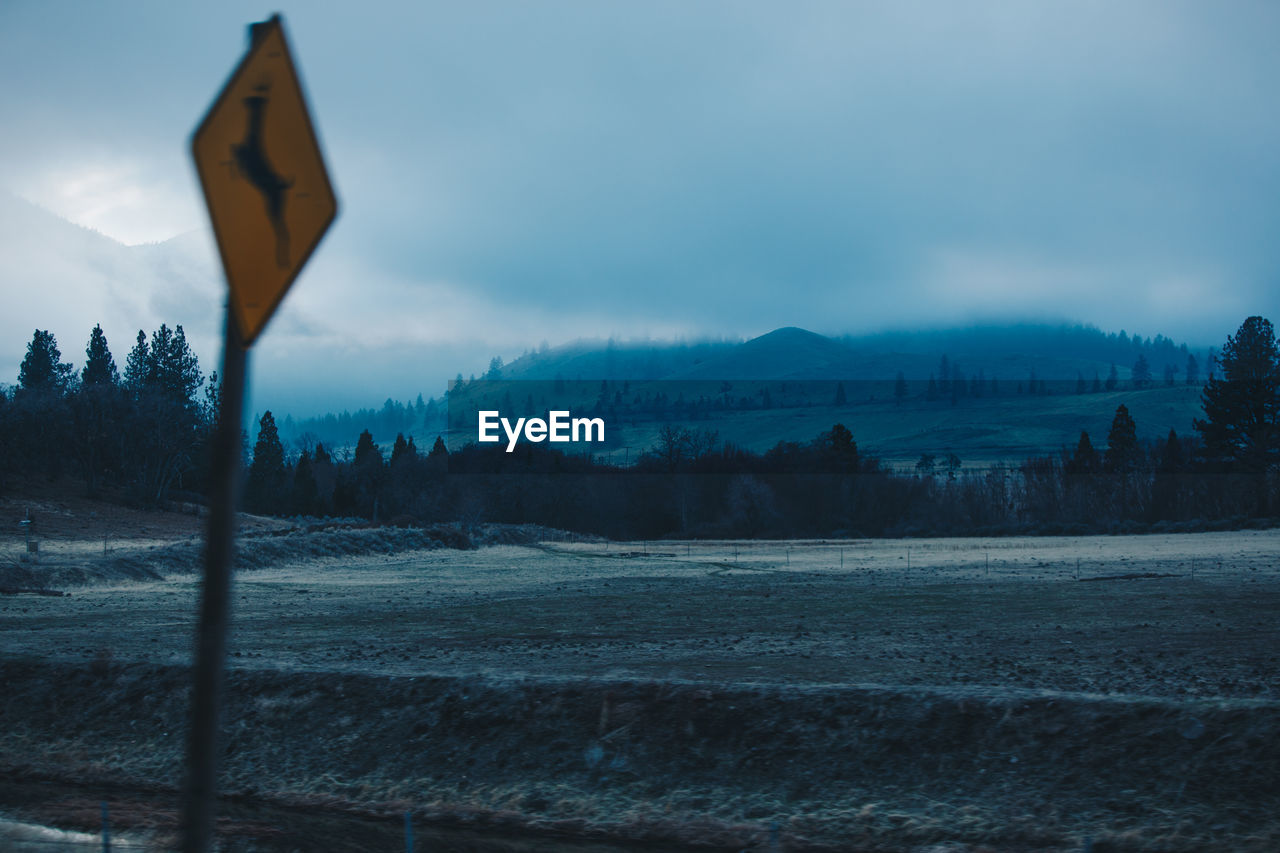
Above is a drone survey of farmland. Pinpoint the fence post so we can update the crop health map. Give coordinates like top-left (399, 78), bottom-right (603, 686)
top-left (101, 801), bottom-right (110, 853)
top-left (404, 811), bottom-right (414, 853)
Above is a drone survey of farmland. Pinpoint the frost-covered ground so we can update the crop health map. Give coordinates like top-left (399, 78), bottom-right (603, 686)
top-left (3, 530), bottom-right (1278, 697)
top-left (2, 529), bottom-right (1279, 850)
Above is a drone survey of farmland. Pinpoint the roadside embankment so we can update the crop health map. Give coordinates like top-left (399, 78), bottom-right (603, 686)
top-left (2, 659), bottom-right (1277, 850)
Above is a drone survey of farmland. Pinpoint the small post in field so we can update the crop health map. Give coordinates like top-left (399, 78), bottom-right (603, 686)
top-left (101, 801), bottom-right (110, 853)
top-left (403, 811), bottom-right (414, 852)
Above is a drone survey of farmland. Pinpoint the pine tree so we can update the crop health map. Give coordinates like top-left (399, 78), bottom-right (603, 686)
top-left (820, 423), bottom-right (858, 473)
top-left (354, 430), bottom-right (381, 467)
top-left (390, 432), bottom-right (415, 466)
top-left (352, 429), bottom-right (384, 519)
top-left (1185, 354), bottom-right (1200, 386)
top-left (72, 325), bottom-right (124, 495)
top-left (146, 324), bottom-right (202, 404)
top-left (1159, 428), bottom-right (1183, 473)
top-left (290, 448), bottom-right (320, 516)
top-left (834, 382), bottom-right (847, 406)
top-left (1194, 316), bottom-right (1280, 476)
top-left (81, 325), bottom-right (119, 387)
top-left (18, 330), bottom-right (73, 394)
top-left (1104, 404), bottom-right (1140, 472)
top-left (1105, 363), bottom-right (1118, 391)
top-left (894, 372), bottom-right (907, 406)
top-left (1066, 431), bottom-right (1100, 474)
top-left (124, 330), bottom-right (149, 392)
top-left (428, 436), bottom-right (448, 459)
top-left (247, 411), bottom-right (287, 514)
top-left (1132, 354), bottom-right (1152, 389)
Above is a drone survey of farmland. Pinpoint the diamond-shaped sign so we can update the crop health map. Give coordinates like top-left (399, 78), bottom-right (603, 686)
top-left (191, 15), bottom-right (337, 346)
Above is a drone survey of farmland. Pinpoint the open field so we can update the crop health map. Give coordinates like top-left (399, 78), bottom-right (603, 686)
top-left (440, 384), bottom-right (1204, 469)
top-left (2, 520), bottom-right (1279, 850)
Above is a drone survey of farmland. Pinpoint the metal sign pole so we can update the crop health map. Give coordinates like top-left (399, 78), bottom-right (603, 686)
top-left (182, 13), bottom-right (333, 844)
top-left (181, 306), bottom-right (247, 853)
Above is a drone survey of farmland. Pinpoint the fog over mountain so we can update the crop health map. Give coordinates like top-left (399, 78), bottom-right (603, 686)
top-left (0, 190), bottom-right (1238, 420)
top-left (3, 2), bottom-right (1278, 420)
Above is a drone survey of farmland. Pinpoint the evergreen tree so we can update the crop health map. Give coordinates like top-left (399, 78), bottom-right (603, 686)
top-left (72, 325), bottom-right (124, 494)
top-left (81, 325), bottom-right (118, 387)
top-left (15, 330), bottom-right (74, 479)
top-left (390, 432), bottom-right (416, 466)
top-left (819, 423), bottom-right (858, 472)
top-left (120, 325), bottom-right (204, 504)
top-left (146, 324), bottom-right (202, 404)
top-left (1092, 372), bottom-right (1102, 393)
top-left (1066, 430), bottom-right (1100, 474)
top-left (893, 372), bottom-right (907, 406)
top-left (834, 382), bottom-right (847, 406)
top-left (428, 436), bottom-right (449, 459)
top-left (1076, 372), bottom-right (1086, 395)
top-left (124, 330), bottom-right (149, 392)
top-left (201, 371), bottom-right (222, 430)
top-left (290, 448), bottom-right (320, 516)
top-left (1194, 316), bottom-right (1280, 476)
top-left (1132, 354), bottom-right (1152, 388)
top-left (1104, 404), bottom-right (1140, 472)
top-left (311, 442), bottom-right (336, 512)
top-left (18, 330), bottom-right (73, 395)
top-left (1159, 428), bottom-right (1183, 473)
top-left (354, 430), bottom-right (381, 467)
top-left (353, 429), bottom-right (384, 519)
top-left (247, 411), bottom-right (287, 514)
top-left (1105, 362), bottom-right (1118, 391)
top-left (1185, 353), bottom-right (1200, 386)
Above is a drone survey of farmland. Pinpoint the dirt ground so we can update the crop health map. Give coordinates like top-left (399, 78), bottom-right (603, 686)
top-left (1, 502), bottom-right (1279, 850)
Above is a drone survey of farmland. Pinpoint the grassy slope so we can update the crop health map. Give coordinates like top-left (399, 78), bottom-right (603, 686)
top-left (448, 384), bottom-right (1205, 467)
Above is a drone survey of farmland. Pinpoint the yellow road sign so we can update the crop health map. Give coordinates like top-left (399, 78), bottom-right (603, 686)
top-left (191, 15), bottom-right (337, 346)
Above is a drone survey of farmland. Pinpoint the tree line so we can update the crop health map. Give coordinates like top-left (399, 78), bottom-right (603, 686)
top-left (1, 324), bottom-right (215, 502)
top-left (4, 316), bottom-right (1278, 539)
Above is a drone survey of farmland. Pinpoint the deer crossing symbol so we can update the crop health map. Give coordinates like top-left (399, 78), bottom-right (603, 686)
top-left (232, 81), bottom-right (293, 270)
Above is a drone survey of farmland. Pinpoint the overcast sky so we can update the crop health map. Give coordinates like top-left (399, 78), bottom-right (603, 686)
top-left (2, 1), bottom-right (1278, 414)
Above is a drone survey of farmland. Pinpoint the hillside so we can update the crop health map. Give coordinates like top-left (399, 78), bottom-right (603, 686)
top-left (431, 324), bottom-right (1212, 467)
top-left (495, 322), bottom-right (1209, 384)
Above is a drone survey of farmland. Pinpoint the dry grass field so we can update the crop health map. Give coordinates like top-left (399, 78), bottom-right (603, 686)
top-left (1, 504), bottom-right (1278, 850)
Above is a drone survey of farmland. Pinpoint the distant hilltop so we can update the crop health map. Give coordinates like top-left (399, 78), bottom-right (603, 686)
top-left (486, 322), bottom-right (1211, 385)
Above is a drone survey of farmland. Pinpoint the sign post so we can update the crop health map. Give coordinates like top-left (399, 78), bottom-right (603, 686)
top-left (183, 15), bottom-right (336, 852)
